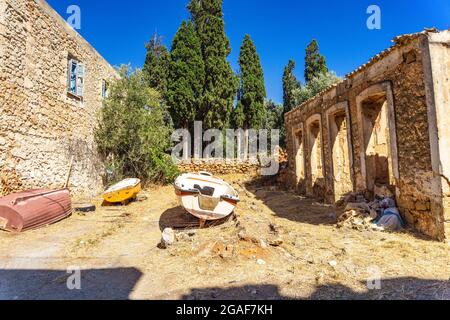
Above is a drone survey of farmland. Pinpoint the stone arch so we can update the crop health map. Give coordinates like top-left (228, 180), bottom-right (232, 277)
top-left (291, 123), bottom-right (306, 193)
top-left (326, 101), bottom-right (354, 202)
top-left (306, 114), bottom-right (325, 197)
top-left (356, 82), bottom-right (399, 195)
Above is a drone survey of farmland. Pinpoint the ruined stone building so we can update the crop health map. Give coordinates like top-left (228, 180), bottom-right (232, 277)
top-left (0, 0), bottom-right (118, 197)
top-left (285, 29), bottom-right (450, 241)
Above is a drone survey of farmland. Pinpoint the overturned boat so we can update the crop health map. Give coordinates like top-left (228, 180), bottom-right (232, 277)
top-left (0, 189), bottom-right (72, 233)
top-left (102, 178), bottom-right (141, 204)
top-left (174, 172), bottom-right (240, 221)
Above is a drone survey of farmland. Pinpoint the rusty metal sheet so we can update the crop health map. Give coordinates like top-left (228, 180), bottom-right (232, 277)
top-left (0, 189), bottom-right (72, 232)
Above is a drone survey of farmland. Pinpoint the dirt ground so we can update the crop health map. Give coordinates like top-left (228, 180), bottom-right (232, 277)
top-left (0, 174), bottom-right (449, 300)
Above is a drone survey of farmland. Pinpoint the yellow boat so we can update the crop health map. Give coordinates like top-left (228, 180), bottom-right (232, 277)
top-left (102, 178), bottom-right (141, 204)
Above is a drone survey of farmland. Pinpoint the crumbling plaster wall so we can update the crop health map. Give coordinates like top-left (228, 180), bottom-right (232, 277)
top-left (423, 30), bottom-right (450, 240)
top-left (0, 0), bottom-right (118, 197)
top-left (285, 33), bottom-right (446, 240)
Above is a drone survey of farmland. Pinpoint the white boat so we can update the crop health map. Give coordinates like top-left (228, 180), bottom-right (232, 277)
top-left (174, 172), bottom-right (240, 221)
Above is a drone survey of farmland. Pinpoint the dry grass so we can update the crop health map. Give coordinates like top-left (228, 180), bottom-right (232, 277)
top-left (0, 173), bottom-right (449, 300)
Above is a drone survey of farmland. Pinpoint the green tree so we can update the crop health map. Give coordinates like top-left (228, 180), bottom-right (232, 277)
top-left (296, 71), bottom-right (341, 105)
top-left (282, 60), bottom-right (301, 113)
top-left (237, 35), bottom-right (266, 130)
top-left (143, 33), bottom-right (171, 98)
top-left (264, 99), bottom-right (284, 131)
top-left (263, 99), bottom-right (286, 147)
top-left (167, 21), bottom-right (205, 129)
top-left (232, 99), bottom-right (245, 129)
top-left (304, 39), bottom-right (328, 83)
top-left (188, 0), bottom-right (238, 129)
top-left (96, 66), bottom-right (178, 184)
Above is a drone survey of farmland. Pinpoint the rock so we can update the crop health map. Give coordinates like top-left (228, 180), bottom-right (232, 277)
top-left (238, 229), bottom-right (247, 240)
top-left (328, 260), bottom-right (338, 267)
top-left (238, 230), bottom-right (259, 244)
top-left (269, 223), bottom-right (280, 234)
top-left (259, 239), bottom-right (268, 249)
top-left (356, 195), bottom-right (366, 203)
top-left (257, 259), bottom-right (266, 266)
top-left (176, 232), bottom-right (192, 242)
top-left (160, 228), bottom-right (175, 249)
top-left (374, 184), bottom-right (394, 198)
top-left (268, 237), bottom-right (283, 247)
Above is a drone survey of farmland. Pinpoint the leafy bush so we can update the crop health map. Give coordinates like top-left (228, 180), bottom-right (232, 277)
top-left (96, 66), bottom-right (179, 185)
top-left (294, 71), bottom-right (341, 106)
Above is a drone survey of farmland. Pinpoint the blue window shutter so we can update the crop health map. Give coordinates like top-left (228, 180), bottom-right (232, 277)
top-left (102, 79), bottom-right (108, 98)
top-left (68, 59), bottom-right (77, 94)
top-left (77, 63), bottom-right (85, 78)
top-left (76, 63), bottom-right (85, 97)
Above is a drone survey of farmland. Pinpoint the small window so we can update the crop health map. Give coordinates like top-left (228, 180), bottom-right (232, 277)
top-left (68, 58), bottom-right (85, 98)
top-left (101, 79), bottom-right (109, 98)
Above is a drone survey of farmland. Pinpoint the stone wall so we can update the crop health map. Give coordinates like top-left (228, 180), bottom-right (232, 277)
top-left (177, 159), bottom-right (260, 176)
top-left (284, 29), bottom-right (450, 241)
top-left (424, 31), bottom-right (450, 240)
top-left (0, 0), bottom-right (118, 197)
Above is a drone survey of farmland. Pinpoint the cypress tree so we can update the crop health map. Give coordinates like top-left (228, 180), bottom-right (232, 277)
top-left (232, 97), bottom-right (245, 129)
top-left (167, 21), bottom-right (205, 129)
top-left (237, 35), bottom-right (266, 130)
top-left (143, 33), bottom-right (171, 98)
top-left (304, 39), bottom-right (328, 83)
top-left (188, 0), bottom-right (238, 129)
top-left (282, 60), bottom-right (301, 113)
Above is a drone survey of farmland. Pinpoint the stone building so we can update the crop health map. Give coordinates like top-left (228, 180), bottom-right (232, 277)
top-left (0, 0), bottom-right (118, 197)
top-left (284, 29), bottom-right (450, 241)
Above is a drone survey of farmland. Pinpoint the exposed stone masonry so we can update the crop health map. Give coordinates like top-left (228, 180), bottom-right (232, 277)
top-left (0, 0), bottom-right (118, 197)
top-left (284, 29), bottom-right (450, 241)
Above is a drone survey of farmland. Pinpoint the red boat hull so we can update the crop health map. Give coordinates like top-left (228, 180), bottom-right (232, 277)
top-left (0, 189), bottom-right (72, 232)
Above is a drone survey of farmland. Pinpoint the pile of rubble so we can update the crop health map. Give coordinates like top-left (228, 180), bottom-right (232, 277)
top-left (337, 193), bottom-right (404, 232)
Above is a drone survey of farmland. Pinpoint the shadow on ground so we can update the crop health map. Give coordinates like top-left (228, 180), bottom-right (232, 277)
top-left (182, 277), bottom-right (450, 300)
top-left (1, 267), bottom-right (448, 300)
top-left (159, 206), bottom-right (232, 231)
top-left (244, 179), bottom-right (336, 226)
top-left (0, 267), bottom-right (142, 300)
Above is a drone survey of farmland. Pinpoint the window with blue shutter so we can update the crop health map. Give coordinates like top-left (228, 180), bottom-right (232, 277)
top-left (101, 79), bottom-right (109, 98)
top-left (68, 58), bottom-right (85, 98)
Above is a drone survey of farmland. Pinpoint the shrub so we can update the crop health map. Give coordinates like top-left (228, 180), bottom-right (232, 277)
top-left (96, 66), bottom-right (179, 185)
top-left (294, 71), bottom-right (341, 105)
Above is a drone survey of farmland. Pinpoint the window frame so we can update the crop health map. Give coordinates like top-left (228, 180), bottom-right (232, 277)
top-left (101, 79), bottom-right (109, 99)
top-left (67, 58), bottom-right (85, 100)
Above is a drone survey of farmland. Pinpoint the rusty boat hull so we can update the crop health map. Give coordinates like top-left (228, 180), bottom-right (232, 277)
top-left (0, 189), bottom-right (72, 232)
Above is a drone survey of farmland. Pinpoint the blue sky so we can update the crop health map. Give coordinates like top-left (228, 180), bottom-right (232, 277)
top-left (47, 0), bottom-right (449, 104)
